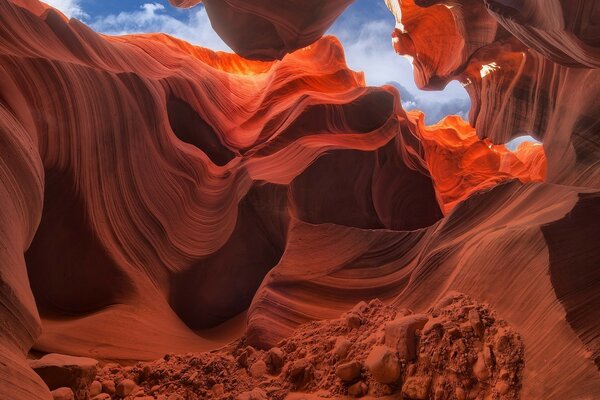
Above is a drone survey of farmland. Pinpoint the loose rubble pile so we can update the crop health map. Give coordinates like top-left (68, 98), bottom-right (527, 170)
top-left (30, 294), bottom-right (524, 400)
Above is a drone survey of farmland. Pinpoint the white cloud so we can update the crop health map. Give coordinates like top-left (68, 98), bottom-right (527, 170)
top-left (42, 0), bottom-right (88, 19)
top-left (90, 3), bottom-right (230, 52)
top-left (329, 14), bottom-right (471, 123)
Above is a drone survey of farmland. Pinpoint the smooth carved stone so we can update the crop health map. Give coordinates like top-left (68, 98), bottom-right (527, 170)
top-left (384, 314), bottom-right (428, 361)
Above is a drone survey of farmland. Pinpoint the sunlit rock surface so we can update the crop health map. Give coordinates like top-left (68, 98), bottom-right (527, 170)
top-left (0, 0), bottom-right (598, 399)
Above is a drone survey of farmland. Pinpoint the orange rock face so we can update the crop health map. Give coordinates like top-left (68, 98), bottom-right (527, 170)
top-left (410, 112), bottom-right (546, 213)
top-left (1, 0), bottom-right (599, 400)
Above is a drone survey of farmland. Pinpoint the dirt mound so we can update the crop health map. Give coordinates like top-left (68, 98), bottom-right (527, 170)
top-left (91, 294), bottom-right (523, 399)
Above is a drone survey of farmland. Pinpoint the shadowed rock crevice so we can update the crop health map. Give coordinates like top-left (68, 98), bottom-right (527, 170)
top-left (25, 169), bottom-right (134, 316)
top-left (170, 184), bottom-right (289, 329)
top-left (167, 95), bottom-right (236, 166)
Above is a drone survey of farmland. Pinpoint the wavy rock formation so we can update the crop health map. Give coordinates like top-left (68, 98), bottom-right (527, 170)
top-left (168, 0), bottom-right (353, 60)
top-left (0, 0), bottom-right (599, 399)
top-left (388, 0), bottom-right (600, 187)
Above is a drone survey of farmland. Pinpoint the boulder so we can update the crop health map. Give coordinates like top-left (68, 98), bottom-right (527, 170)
top-left (335, 361), bottom-right (362, 382)
top-left (89, 381), bottom-right (102, 397)
top-left (384, 314), bottom-right (428, 361)
top-left (115, 379), bottom-right (136, 397)
top-left (265, 347), bottom-right (285, 374)
top-left (332, 337), bottom-right (351, 360)
top-left (51, 387), bottom-right (74, 400)
top-left (29, 354), bottom-right (98, 399)
top-left (249, 360), bottom-right (267, 378)
top-left (364, 346), bottom-right (401, 384)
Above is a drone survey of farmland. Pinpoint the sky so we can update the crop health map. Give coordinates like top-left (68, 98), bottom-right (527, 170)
top-left (42, 0), bottom-right (471, 124)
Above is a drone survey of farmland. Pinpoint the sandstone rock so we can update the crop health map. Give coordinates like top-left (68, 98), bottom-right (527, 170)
top-left (266, 347), bottom-right (285, 374)
top-left (335, 360), bottom-right (362, 382)
top-left (384, 314), bottom-right (428, 361)
top-left (91, 394), bottom-right (110, 400)
top-left (473, 353), bottom-right (489, 381)
top-left (101, 380), bottom-right (115, 395)
top-left (332, 337), bottom-right (351, 360)
top-left (364, 346), bottom-right (401, 384)
top-left (401, 376), bottom-right (432, 399)
top-left (212, 383), bottom-right (224, 395)
top-left (483, 346), bottom-right (495, 368)
top-left (287, 359), bottom-right (313, 389)
top-left (29, 353), bottom-right (98, 397)
top-left (115, 379), bottom-right (136, 397)
top-left (345, 312), bottom-right (363, 329)
top-left (89, 381), bottom-right (102, 397)
top-left (347, 381), bottom-right (368, 397)
top-left (249, 360), bottom-right (268, 378)
top-left (468, 309), bottom-right (484, 338)
top-left (51, 387), bottom-right (74, 400)
top-left (495, 380), bottom-right (510, 395)
top-left (350, 301), bottom-right (368, 315)
top-left (236, 388), bottom-right (268, 400)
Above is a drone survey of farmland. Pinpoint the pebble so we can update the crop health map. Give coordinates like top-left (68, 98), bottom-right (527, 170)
top-left (51, 387), bottom-right (74, 400)
top-left (402, 375), bottom-right (432, 399)
top-left (249, 360), bottom-right (267, 378)
top-left (115, 379), bottom-right (136, 397)
top-left (347, 381), bottom-right (368, 397)
top-left (89, 381), bottom-right (102, 397)
top-left (266, 347), bottom-right (284, 374)
top-left (332, 337), bottom-right (351, 360)
top-left (101, 380), bottom-right (115, 395)
top-left (335, 360), bottom-right (362, 382)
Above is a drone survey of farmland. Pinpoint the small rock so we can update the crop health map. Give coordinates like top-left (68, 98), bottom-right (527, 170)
top-left (101, 380), bottom-right (115, 395)
top-left (483, 346), bottom-right (495, 368)
top-left (89, 381), bottom-right (102, 397)
top-left (236, 388), bottom-right (268, 400)
top-left (455, 387), bottom-right (466, 400)
top-left (287, 359), bottom-right (313, 389)
top-left (335, 361), bottom-right (362, 382)
top-left (266, 347), bottom-right (284, 374)
top-left (332, 337), bottom-right (352, 360)
top-left (468, 309), bottom-right (484, 337)
top-left (351, 301), bottom-right (368, 315)
top-left (91, 394), bottom-right (110, 400)
top-left (401, 376), bottom-right (432, 399)
top-left (384, 314), bottom-right (428, 361)
top-left (51, 387), bottom-right (74, 400)
top-left (495, 380), bottom-right (510, 395)
top-left (249, 360), bottom-right (267, 378)
top-left (115, 379), bottom-right (136, 397)
top-left (212, 383), bottom-right (225, 395)
top-left (345, 312), bottom-right (363, 329)
top-left (495, 330), bottom-right (511, 353)
top-left (347, 381), bottom-right (368, 397)
top-left (237, 352), bottom-right (249, 368)
top-left (364, 346), bottom-right (401, 384)
top-left (473, 353), bottom-right (489, 381)
top-left (434, 387), bottom-right (447, 400)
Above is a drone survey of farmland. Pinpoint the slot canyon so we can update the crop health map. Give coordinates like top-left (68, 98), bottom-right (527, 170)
top-left (0, 0), bottom-right (598, 399)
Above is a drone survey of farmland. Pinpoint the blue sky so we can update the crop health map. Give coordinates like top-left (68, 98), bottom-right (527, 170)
top-left (42, 0), bottom-right (471, 123)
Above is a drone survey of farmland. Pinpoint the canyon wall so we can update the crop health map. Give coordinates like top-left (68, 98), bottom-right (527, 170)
top-left (0, 0), bottom-right (598, 399)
